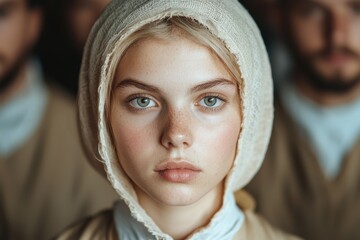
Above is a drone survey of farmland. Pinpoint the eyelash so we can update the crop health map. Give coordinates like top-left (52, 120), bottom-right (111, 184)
top-left (125, 94), bottom-right (159, 112)
top-left (196, 94), bottom-right (227, 112)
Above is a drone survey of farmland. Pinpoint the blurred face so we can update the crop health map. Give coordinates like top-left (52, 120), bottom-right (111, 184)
top-left (110, 36), bottom-right (241, 207)
top-left (284, 0), bottom-right (360, 92)
top-left (0, 0), bottom-right (40, 90)
top-left (67, 0), bottom-right (111, 48)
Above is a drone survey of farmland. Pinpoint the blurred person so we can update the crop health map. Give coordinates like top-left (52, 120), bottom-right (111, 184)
top-left (244, 0), bottom-right (360, 239)
top-left (37, 0), bottom-right (111, 97)
top-left (0, 0), bottom-right (118, 239)
top-left (66, 0), bottom-right (111, 50)
top-left (63, 0), bottom-right (111, 94)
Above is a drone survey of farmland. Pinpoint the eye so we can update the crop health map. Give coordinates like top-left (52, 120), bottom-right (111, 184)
top-left (129, 97), bottom-right (157, 109)
top-left (199, 96), bottom-right (224, 108)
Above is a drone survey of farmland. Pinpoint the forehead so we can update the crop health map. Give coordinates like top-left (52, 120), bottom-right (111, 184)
top-left (117, 36), bottom-right (230, 78)
top-left (0, 0), bottom-right (26, 8)
top-left (0, 0), bottom-right (24, 4)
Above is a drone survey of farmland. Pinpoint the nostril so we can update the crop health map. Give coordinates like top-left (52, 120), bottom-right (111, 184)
top-left (162, 131), bottom-right (191, 149)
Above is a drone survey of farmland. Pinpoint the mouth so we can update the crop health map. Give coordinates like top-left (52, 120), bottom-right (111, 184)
top-left (323, 53), bottom-right (353, 66)
top-left (154, 160), bottom-right (201, 183)
top-left (316, 49), bottom-right (359, 67)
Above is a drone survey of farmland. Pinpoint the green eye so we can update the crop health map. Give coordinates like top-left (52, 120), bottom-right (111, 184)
top-left (129, 97), bottom-right (156, 109)
top-left (137, 98), bottom-right (150, 107)
top-left (199, 96), bottom-right (223, 108)
top-left (204, 97), bottom-right (217, 106)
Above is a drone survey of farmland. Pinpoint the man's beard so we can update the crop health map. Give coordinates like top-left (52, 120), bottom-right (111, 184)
top-left (0, 51), bottom-right (29, 94)
top-left (293, 46), bottom-right (360, 94)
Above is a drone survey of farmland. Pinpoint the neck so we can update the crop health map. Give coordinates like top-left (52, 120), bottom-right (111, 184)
top-left (0, 62), bottom-right (28, 104)
top-left (138, 184), bottom-right (223, 240)
top-left (294, 72), bottom-right (360, 107)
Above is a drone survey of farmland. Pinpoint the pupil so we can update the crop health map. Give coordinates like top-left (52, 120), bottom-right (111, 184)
top-left (138, 98), bottom-right (149, 107)
top-left (205, 97), bottom-right (216, 106)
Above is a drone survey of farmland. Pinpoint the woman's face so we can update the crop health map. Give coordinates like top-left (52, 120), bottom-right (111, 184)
top-left (110, 35), bottom-right (241, 208)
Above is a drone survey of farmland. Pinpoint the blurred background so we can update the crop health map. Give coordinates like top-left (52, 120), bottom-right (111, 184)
top-left (2, 0), bottom-right (360, 239)
top-left (37, 0), bottom-right (274, 97)
top-left (38, 0), bottom-right (111, 96)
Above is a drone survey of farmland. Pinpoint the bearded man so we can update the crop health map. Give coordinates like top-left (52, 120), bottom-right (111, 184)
top-left (0, 0), bottom-right (117, 239)
top-left (244, 0), bottom-right (360, 239)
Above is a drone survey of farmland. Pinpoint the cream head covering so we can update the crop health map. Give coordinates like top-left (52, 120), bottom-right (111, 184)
top-left (78, 0), bottom-right (273, 237)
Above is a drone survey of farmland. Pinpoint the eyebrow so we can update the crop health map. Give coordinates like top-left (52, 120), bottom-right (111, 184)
top-left (294, 0), bottom-right (360, 7)
top-left (114, 79), bottom-right (160, 92)
top-left (190, 78), bottom-right (236, 93)
top-left (291, 0), bottom-right (322, 7)
top-left (114, 78), bottom-right (237, 93)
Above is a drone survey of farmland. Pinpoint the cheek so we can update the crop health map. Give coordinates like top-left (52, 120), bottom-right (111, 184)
top-left (69, 12), bottom-right (93, 44)
top-left (0, 22), bottom-right (25, 59)
top-left (110, 111), bottom-right (158, 162)
top-left (350, 23), bottom-right (360, 52)
top-left (198, 116), bottom-right (240, 167)
top-left (290, 18), bottom-right (323, 54)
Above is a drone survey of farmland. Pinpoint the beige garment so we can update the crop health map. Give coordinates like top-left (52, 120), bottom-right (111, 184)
top-left (56, 191), bottom-right (300, 240)
top-left (56, 211), bottom-right (301, 240)
top-left (56, 191), bottom-right (301, 240)
top-left (0, 87), bottom-right (118, 240)
top-left (245, 99), bottom-right (360, 240)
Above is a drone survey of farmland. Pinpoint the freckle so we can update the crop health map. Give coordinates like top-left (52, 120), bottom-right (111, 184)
top-left (168, 110), bottom-right (189, 132)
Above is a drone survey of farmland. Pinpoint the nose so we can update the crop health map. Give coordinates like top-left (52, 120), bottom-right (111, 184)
top-left (160, 108), bottom-right (193, 149)
top-left (326, 11), bottom-right (348, 47)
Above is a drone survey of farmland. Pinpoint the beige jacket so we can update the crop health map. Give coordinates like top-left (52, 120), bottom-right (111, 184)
top-left (246, 99), bottom-right (360, 240)
top-left (0, 88), bottom-right (118, 240)
top-left (57, 191), bottom-right (300, 240)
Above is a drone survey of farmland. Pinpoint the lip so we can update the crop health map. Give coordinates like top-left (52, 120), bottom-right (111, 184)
top-left (155, 161), bottom-right (201, 171)
top-left (155, 160), bottom-right (201, 183)
top-left (323, 53), bottom-right (353, 66)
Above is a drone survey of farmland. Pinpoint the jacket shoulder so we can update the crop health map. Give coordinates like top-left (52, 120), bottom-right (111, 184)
top-left (54, 210), bottom-right (118, 240)
top-left (236, 210), bottom-right (302, 240)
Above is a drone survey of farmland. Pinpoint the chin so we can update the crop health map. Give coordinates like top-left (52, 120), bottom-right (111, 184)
top-left (151, 186), bottom-right (206, 207)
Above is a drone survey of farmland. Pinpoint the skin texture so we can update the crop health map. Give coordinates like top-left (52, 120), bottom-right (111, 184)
top-left (66, 0), bottom-right (111, 48)
top-left (110, 36), bottom-right (241, 239)
top-left (0, 0), bottom-right (41, 102)
top-left (281, 0), bottom-right (360, 105)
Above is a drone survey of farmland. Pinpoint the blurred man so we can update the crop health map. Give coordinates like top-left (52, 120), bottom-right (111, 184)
top-left (66, 0), bottom-right (111, 49)
top-left (38, 0), bottom-right (111, 96)
top-left (0, 0), bottom-right (117, 239)
top-left (244, 0), bottom-right (360, 239)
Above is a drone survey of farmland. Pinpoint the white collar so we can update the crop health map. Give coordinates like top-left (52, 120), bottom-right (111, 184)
top-left (280, 82), bottom-right (360, 178)
top-left (0, 59), bottom-right (47, 157)
top-left (114, 192), bottom-right (244, 240)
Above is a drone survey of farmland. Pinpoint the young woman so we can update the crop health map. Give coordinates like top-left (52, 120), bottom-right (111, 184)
top-left (57, 0), bottom-right (301, 239)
